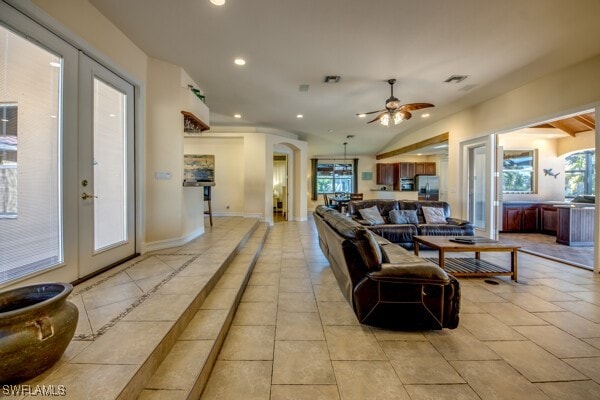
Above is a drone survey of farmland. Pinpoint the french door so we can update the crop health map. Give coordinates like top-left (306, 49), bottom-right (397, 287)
top-left (78, 54), bottom-right (135, 277)
top-left (0, 2), bottom-right (136, 286)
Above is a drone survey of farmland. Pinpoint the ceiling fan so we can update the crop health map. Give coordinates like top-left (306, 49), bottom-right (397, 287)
top-left (358, 79), bottom-right (434, 126)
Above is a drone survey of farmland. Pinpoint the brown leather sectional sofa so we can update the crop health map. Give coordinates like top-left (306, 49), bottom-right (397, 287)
top-left (348, 199), bottom-right (474, 249)
top-left (314, 205), bottom-right (460, 329)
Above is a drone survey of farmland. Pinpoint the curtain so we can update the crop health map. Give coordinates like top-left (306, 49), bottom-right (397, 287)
top-left (311, 158), bottom-right (318, 201)
top-left (273, 159), bottom-right (287, 200)
top-left (353, 158), bottom-right (359, 193)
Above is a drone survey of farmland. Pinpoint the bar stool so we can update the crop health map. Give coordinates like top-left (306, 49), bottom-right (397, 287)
top-left (204, 186), bottom-right (213, 226)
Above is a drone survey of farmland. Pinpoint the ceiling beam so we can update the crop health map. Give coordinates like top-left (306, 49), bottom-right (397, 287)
top-left (547, 120), bottom-right (576, 137)
top-left (573, 114), bottom-right (595, 130)
top-left (376, 132), bottom-right (449, 160)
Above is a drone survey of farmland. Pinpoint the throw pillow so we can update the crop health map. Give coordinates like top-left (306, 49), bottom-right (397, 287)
top-left (389, 209), bottom-right (419, 224)
top-left (355, 229), bottom-right (383, 271)
top-left (358, 205), bottom-right (385, 225)
top-left (422, 207), bottom-right (447, 224)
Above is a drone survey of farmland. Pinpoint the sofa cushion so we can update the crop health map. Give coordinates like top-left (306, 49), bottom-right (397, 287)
top-left (389, 209), bottom-right (419, 224)
top-left (355, 229), bottom-right (383, 271)
top-left (348, 199), bottom-right (399, 222)
top-left (359, 206), bottom-right (385, 225)
top-left (422, 207), bottom-right (447, 224)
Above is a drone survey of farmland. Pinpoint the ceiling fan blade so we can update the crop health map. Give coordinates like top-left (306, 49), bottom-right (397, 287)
top-left (367, 112), bottom-right (387, 124)
top-left (399, 103), bottom-right (434, 112)
top-left (356, 109), bottom-right (385, 115)
top-left (401, 111), bottom-right (413, 120)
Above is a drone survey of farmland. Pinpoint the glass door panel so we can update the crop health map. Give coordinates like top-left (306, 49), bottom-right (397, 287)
top-left (469, 145), bottom-right (487, 229)
top-left (0, 23), bottom-right (63, 284)
top-left (93, 78), bottom-right (127, 251)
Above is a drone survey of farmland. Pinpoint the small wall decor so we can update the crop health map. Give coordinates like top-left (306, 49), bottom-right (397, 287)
top-left (362, 171), bottom-right (373, 181)
top-left (184, 154), bottom-right (215, 182)
top-left (543, 168), bottom-right (560, 179)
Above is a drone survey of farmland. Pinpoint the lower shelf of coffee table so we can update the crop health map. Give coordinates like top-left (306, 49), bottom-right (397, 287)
top-left (425, 257), bottom-right (513, 278)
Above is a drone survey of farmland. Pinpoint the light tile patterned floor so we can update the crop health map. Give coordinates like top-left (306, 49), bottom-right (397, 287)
top-left (202, 218), bottom-right (600, 400)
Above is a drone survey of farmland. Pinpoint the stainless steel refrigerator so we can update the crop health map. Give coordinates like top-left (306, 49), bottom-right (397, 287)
top-left (416, 175), bottom-right (439, 200)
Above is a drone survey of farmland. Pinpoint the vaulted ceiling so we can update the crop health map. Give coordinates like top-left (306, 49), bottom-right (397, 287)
top-left (89, 0), bottom-right (600, 156)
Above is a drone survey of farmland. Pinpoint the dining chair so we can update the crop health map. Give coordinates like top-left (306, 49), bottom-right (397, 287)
top-left (323, 193), bottom-right (339, 210)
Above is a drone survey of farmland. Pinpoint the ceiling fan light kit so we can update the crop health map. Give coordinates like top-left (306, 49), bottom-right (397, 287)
top-left (359, 79), bottom-right (434, 126)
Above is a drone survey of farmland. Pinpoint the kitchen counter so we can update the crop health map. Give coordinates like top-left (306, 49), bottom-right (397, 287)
top-left (369, 190), bottom-right (418, 201)
top-left (503, 200), bottom-right (594, 208)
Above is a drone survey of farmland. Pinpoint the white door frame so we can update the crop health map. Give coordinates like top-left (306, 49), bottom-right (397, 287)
top-left (78, 52), bottom-right (136, 277)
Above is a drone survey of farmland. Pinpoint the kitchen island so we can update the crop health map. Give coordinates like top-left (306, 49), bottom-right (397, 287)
top-left (555, 204), bottom-right (595, 246)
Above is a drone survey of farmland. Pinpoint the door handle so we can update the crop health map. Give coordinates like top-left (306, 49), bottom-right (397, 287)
top-left (81, 192), bottom-right (98, 200)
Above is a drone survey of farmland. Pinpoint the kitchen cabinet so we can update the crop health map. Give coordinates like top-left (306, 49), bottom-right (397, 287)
top-left (376, 163), bottom-right (398, 186)
top-left (415, 162), bottom-right (436, 176)
top-left (501, 204), bottom-right (538, 232)
top-left (399, 162), bottom-right (415, 178)
top-left (540, 205), bottom-right (558, 234)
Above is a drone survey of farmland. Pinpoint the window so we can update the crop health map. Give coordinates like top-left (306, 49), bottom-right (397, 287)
top-left (502, 149), bottom-right (536, 193)
top-left (316, 162), bottom-right (354, 194)
top-left (565, 150), bottom-right (595, 198)
top-left (0, 103), bottom-right (17, 218)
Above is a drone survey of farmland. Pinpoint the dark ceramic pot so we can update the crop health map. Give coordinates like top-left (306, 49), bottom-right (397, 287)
top-left (0, 282), bottom-right (78, 384)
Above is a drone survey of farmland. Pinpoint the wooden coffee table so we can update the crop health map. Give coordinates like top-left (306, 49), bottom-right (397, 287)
top-left (413, 236), bottom-right (520, 282)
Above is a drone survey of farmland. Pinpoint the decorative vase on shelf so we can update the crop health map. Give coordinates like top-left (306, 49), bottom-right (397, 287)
top-left (0, 282), bottom-right (79, 384)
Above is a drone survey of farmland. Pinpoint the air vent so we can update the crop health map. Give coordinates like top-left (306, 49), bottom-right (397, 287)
top-left (444, 75), bottom-right (468, 83)
top-left (299, 84), bottom-right (310, 92)
top-left (324, 75), bottom-right (341, 83)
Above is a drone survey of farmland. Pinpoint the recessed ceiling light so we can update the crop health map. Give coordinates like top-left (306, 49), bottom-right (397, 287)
top-left (421, 113), bottom-right (430, 118)
top-left (49, 61), bottom-right (61, 68)
top-left (417, 153), bottom-right (422, 156)
top-left (210, 0), bottom-right (225, 5)
top-left (358, 114), bottom-right (366, 118)
top-left (109, 114), bottom-right (116, 117)
top-left (234, 58), bottom-right (246, 66)
top-left (50, 115), bottom-right (57, 119)
top-left (234, 114), bottom-right (242, 118)
top-left (296, 114), bottom-right (303, 118)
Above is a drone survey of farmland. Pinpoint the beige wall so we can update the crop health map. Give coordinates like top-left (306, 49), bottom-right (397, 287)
top-left (498, 128), bottom-right (596, 203)
top-left (558, 130), bottom-right (594, 156)
top-left (184, 137), bottom-right (245, 215)
top-left (203, 129), bottom-right (308, 224)
top-left (498, 133), bottom-right (565, 202)
top-left (32, 0), bottom-right (147, 82)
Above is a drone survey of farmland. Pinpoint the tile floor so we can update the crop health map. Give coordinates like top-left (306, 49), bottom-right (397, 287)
top-left (499, 232), bottom-right (593, 269)
top-left (201, 217), bottom-right (600, 400)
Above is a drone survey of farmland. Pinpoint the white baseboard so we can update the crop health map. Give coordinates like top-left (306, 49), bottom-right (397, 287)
top-left (212, 211), bottom-right (244, 217)
top-left (142, 226), bottom-right (205, 253)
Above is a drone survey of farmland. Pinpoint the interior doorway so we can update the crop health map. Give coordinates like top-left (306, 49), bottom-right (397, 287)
top-left (495, 109), bottom-right (597, 270)
top-left (273, 154), bottom-right (288, 223)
